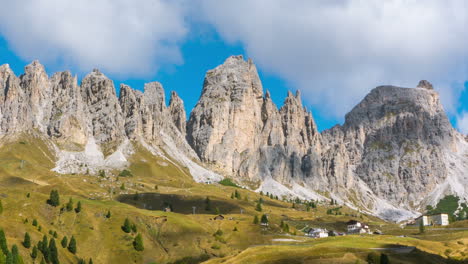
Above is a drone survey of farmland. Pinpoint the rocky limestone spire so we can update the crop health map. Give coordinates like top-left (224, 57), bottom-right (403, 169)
top-left (80, 69), bottom-right (125, 144)
top-left (47, 71), bottom-right (88, 146)
top-left (187, 55), bottom-right (265, 172)
top-left (20, 60), bottom-right (51, 131)
top-left (0, 63), bottom-right (27, 134)
top-left (417, 80), bottom-right (433, 90)
top-left (119, 84), bottom-right (144, 139)
top-left (168, 91), bottom-right (186, 135)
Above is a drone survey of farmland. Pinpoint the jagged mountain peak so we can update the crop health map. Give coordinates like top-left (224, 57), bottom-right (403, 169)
top-left (417, 79), bottom-right (434, 90)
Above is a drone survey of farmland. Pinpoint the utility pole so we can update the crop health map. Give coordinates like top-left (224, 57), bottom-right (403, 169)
top-left (192, 206), bottom-right (196, 215)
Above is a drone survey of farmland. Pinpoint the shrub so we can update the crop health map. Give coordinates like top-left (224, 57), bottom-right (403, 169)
top-left (119, 169), bottom-right (133, 177)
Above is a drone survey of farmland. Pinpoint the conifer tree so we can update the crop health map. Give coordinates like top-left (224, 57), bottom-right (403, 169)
top-left (131, 224), bottom-right (137, 233)
top-left (255, 202), bottom-right (262, 212)
top-left (66, 198), bottom-right (73, 212)
top-left (22, 232), bottom-right (31, 248)
top-left (122, 218), bottom-right (131, 233)
top-left (77, 259), bottom-right (85, 264)
top-left (31, 246), bottom-right (37, 260)
top-left (0, 229), bottom-right (8, 255)
top-left (105, 210), bottom-right (111, 218)
top-left (47, 190), bottom-right (60, 207)
top-left (75, 201), bottom-right (82, 213)
top-left (61, 237), bottom-right (68, 248)
top-left (133, 234), bottom-right (144, 251)
top-left (32, 219), bottom-right (38, 227)
top-left (5, 251), bottom-right (12, 264)
top-left (67, 236), bottom-right (76, 254)
top-left (11, 244), bottom-right (23, 264)
top-left (253, 215), bottom-right (259, 224)
top-left (49, 238), bottom-right (59, 264)
top-left (261, 214), bottom-right (268, 225)
top-left (53, 231), bottom-right (58, 239)
top-left (88, 258), bottom-right (93, 264)
top-left (230, 193), bottom-right (234, 199)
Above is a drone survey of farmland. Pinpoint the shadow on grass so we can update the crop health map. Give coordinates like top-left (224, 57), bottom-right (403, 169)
top-left (117, 193), bottom-right (242, 215)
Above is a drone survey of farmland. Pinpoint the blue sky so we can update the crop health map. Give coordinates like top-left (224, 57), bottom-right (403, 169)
top-left (0, 1), bottom-right (467, 133)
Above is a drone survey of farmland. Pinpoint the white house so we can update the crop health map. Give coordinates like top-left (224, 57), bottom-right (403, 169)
top-left (415, 214), bottom-right (449, 226)
top-left (346, 220), bottom-right (371, 234)
top-left (306, 228), bottom-right (328, 238)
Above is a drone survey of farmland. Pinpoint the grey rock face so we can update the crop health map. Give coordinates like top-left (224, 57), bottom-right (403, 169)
top-left (187, 56), bottom-right (322, 184)
top-left (168, 91), bottom-right (186, 135)
top-left (323, 85), bottom-right (455, 209)
top-left (47, 71), bottom-right (88, 146)
top-left (80, 69), bottom-right (125, 144)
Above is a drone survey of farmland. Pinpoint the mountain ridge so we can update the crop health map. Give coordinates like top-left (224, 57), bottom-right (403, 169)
top-left (1, 55), bottom-right (467, 222)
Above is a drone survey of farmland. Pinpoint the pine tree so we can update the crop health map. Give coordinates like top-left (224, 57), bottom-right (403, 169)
top-left (230, 193), bottom-right (234, 199)
top-left (53, 231), bottom-right (58, 239)
top-left (255, 202), bottom-right (262, 212)
top-left (88, 258), bottom-right (93, 264)
top-left (47, 190), bottom-right (60, 207)
top-left (204, 197), bottom-right (211, 211)
top-left (22, 233), bottom-right (31, 248)
top-left (77, 259), bottom-right (85, 264)
top-left (0, 229), bottom-right (8, 255)
top-left (133, 234), bottom-right (144, 251)
top-left (11, 244), bottom-right (23, 264)
top-left (105, 210), bottom-right (111, 218)
top-left (61, 237), bottom-right (68, 248)
top-left (233, 227), bottom-right (238, 231)
top-left (253, 215), bottom-right (259, 224)
top-left (67, 236), bottom-right (76, 254)
top-left (32, 219), bottom-right (38, 227)
top-left (280, 220), bottom-right (284, 228)
top-left (131, 224), bottom-right (137, 233)
top-left (0, 200), bottom-right (3, 215)
top-left (120, 183), bottom-right (125, 190)
top-left (41, 236), bottom-right (49, 263)
top-left (5, 251), bottom-right (12, 264)
top-left (122, 218), bottom-right (131, 233)
top-left (49, 238), bottom-right (59, 264)
top-left (31, 246), bottom-right (38, 260)
top-left (75, 201), bottom-right (81, 213)
top-left (261, 214), bottom-right (268, 225)
top-left (66, 198), bottom-right (73, 211)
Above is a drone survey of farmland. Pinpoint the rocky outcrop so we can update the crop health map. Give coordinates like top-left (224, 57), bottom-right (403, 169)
top-left (80, 69), bottom-right (125, 144)
top-left (168, 91), bottom-right (186, 135)
top-left (187, 56), bottom-right (323, 185)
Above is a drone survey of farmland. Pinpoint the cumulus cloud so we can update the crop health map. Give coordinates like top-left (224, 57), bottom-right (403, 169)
top-left (199, 0), bottom-right (468, 119)
top-left (0, 0), bottom-right (188, 77)
top-left (457, 111), bottom-right (468, 134)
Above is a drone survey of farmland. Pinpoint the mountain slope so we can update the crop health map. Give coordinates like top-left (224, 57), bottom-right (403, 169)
top-left (1, 57), bottom-right (467, 221)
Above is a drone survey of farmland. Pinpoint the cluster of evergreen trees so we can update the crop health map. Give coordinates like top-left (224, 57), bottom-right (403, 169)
top-left (121, 219), bottom-right (144, 251)
top-left (0, 229), bottom-right (23, 264)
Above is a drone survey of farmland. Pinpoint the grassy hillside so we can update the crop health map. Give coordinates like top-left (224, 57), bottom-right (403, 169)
top-left (0, 135), bottom-right (466, 264)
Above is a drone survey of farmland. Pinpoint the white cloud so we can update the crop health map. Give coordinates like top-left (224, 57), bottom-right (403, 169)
top-left (0, 0), bottom-right (188, 77)
top-left (199, 0), bottom-right (468, 119)
top-left (457, 111), bottom-right (468, 134)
